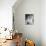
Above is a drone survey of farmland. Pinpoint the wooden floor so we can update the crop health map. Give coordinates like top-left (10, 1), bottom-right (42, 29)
top-left (0, 39), bottom-right (16, 46)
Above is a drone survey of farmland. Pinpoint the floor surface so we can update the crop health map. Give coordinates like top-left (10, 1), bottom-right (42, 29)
top-left (0, 39), bottom-right (16, 46)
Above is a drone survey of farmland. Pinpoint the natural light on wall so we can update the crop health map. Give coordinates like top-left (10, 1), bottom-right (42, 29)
top-left (0, 8), bottom-right (12, 30)
top-left (0, 0), bottom-right (16, 30)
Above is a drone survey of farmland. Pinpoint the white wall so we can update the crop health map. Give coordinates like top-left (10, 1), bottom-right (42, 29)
top-left (13, 0), bottom-right (41, 46)
top-left (41, 0), bottom-right (46, 46)
top-left (0, 0), bottom-right (16, 30)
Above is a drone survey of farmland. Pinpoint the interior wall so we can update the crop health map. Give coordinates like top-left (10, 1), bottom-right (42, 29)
top-left (0, 0), bottom-right (16, 30)
top-left (41, 0), bottom-right (46, 46)
top-left (13, 0), bottom-right (41, 46)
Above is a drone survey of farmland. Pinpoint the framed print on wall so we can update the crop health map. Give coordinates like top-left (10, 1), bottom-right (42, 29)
top-left (25, 14), bottom-right (34, 25)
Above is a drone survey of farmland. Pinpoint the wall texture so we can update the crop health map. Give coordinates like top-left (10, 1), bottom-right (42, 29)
top-left (13, 0), bottom-right (41, 46)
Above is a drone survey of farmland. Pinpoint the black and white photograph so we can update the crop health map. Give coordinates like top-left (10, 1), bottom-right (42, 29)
top-left (25, 14), bottom-right (34, 25)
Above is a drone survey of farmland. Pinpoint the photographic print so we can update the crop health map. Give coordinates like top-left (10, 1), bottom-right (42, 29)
top-left (25, 14), bottom-right (34, 25)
